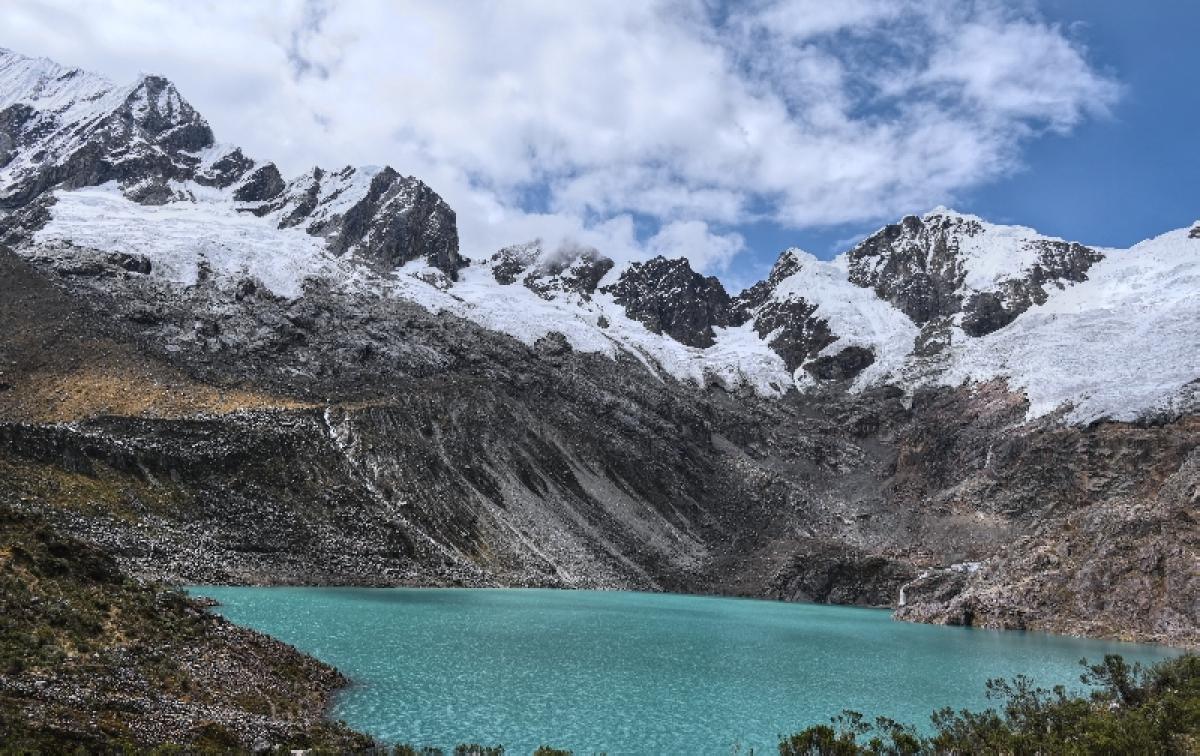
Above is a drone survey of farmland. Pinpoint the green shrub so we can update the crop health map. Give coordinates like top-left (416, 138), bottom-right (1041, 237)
top-left (779, 653), bottom-right (1199, 756)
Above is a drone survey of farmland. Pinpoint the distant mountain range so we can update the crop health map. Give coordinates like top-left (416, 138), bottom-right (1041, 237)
top-left (1, 45), bottom-right (1196, 661)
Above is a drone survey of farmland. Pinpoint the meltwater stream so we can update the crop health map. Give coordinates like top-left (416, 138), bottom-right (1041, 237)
top-left (192, 587), bottom-right (1176, 754)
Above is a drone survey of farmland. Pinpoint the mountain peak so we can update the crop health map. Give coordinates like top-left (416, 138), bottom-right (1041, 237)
top-left (920, 205), bottom-right (983, 222)
top-left (0, 49), bottom-right (463, 278)
top-left (845, 209), bottom-right (1100, 332)
top-left (119, 72), bottom-right (213, 152)
top-left (0, 46), bottom-right (116, 118)
top-left (604, 255), bottom-right (732, 348)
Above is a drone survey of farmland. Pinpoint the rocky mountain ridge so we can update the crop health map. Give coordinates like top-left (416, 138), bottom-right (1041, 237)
top-left (1, 48), bottom-right (1196, 648)
top-left (0, 47), bottom-right (461, 277)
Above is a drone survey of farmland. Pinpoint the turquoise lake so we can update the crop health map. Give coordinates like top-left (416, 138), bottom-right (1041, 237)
top-left (192, 587), bottom-right (1177, 754)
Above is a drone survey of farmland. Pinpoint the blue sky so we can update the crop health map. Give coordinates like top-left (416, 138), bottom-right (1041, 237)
top-left (2, 1), bottom-right (1194, 291)
top-left (738, 1), bottom-right (1200, 282)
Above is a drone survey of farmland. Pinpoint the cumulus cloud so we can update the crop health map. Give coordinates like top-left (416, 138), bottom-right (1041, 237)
top-left (0, 0), bottom-right (1119, 276)
top-left (647, 221), bottom-right (746, 275)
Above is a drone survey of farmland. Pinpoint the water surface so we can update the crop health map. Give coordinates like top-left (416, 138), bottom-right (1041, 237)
top-left (193, 587), bottom-right (1175, 754)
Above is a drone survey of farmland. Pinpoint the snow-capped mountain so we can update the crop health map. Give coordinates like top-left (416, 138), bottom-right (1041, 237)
top-left (2, 48), bottom-right (1198, 649)
top-left (0, 48), bottom-right (460, 276)
top-left (3, 44), bottom-right (1198, 425)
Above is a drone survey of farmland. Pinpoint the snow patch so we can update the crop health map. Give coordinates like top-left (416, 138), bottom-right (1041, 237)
top-left (769, 250), bottom-right (919, 389)
top-left (34, 183), bottom-right (357, 298)
top-left (938, 228), bottom-right (1200, 422)
top-left (390, 259), bottom-right (793, 395)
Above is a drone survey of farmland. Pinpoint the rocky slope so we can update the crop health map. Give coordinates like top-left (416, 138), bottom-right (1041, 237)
top-left (0, 46), bottom-right (1197, 657)
top-left (0, 503), bottom-right (371, 751)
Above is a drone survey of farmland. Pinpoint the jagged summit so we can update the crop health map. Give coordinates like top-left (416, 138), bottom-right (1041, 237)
top-left (0, 48), bottom-right (209, 207)
top-left (487, 239), bottom-right (614, 296)
top-left (0, 47), bottom-right (462, 277)
top-left (845, 209), bottom-right (1102, 334)
top-left (1, 47), bottom-right (1198, 424)
top-left (0, 47), bottom-right (115, 112)
top-left (603, 256), bottom-right (734, 348)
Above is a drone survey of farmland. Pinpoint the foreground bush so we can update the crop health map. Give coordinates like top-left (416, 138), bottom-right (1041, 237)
top-left (780, 653), bottom-right (1199, 755)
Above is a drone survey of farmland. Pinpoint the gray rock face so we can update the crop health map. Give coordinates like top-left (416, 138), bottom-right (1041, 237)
top-left (257, 165), bottom-right (463, 278)
top-left (527, 246), bottom-right (614, 297)
top-left (848, 214), bottom-right (966, 324)
top-left (803, 345), bottom-right (875, 382)
top-left (231, 162), bottom-right (285, 202)
top-left (847, 212), bottom-right (1102, 336)
top-left (491, 241), bottom-right (542, 285)
top-left (0, 127), bottom-right (14, 168)
top-left (731, 247), bottom-right (804, 321)
top-left (733, 248), bottom-right (876, 383)
top-left (603, 256), bottom-right (733, 347)
top-left (194, 147), bottom-right (255, 189)
top-left (123, 75), bottom-right (214, 154)
top-left (767, 539), bottom-right (917, 606)
top-left (890, 394), bottom-right (1200, 644)
top-left (332, 168), bottom-right (461, 276)
top-left (751, 298), bottom-right (834, 372)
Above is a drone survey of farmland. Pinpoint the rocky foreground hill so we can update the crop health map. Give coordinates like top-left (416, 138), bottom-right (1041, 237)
top-left (0, 42), bottom-right (1197, 665)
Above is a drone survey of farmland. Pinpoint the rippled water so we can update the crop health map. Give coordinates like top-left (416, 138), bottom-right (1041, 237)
top-left (192, 587), bottom-right (1176, 754)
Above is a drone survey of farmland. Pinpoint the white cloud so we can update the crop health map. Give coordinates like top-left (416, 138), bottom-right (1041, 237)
top-left (0, 0), bottom-right (1119, 276)
top-left (647, 220), bottom-right (746, 275)
top-left (917, 20), bottom-right (1119, 131)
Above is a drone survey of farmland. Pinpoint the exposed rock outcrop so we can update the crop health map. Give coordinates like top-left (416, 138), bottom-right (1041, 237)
top-left (767, 539), bottom-right (917, 606)
top-left (889, 387), bottom-right (1199, 645)
top-left (847, 210), bottom-right (1103, 336)
top-left (731, 247), bottom-right (805, 320)
top-left (270, 166), bottom-right (462, 276)
top-left (751, 298), bottom-right (834, 372)
top-left (604, 256), bottom-right (733, 347)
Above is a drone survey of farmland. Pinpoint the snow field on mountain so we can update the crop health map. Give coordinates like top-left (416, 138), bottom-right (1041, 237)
top-left (35, 183), bottom-right (355, 298)
top-left (0, 47), bottom-right (119, 123)
top-left (391, 258), bottom-right (795, 395)
top-left (941, 227), bottom-right (1200, 423)
top-left (33, 181), bottom-right (792, 393)
top-left (771, 251), bottom-right (919, 390)
top-left (35, 182), bottom-right (1200, 424)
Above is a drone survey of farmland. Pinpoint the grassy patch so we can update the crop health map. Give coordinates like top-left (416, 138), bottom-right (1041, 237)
top-left (0, 505), bottom-right (371, 752)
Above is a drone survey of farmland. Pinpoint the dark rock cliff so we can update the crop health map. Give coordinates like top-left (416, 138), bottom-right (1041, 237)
top-left (604, 256), bottom-right (734, 347)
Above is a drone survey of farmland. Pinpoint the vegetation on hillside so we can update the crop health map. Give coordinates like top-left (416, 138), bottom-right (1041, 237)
top-left (781, 653), bottom-right (1199, 755)
top-left (0, 504), bottom-right (370, 752)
